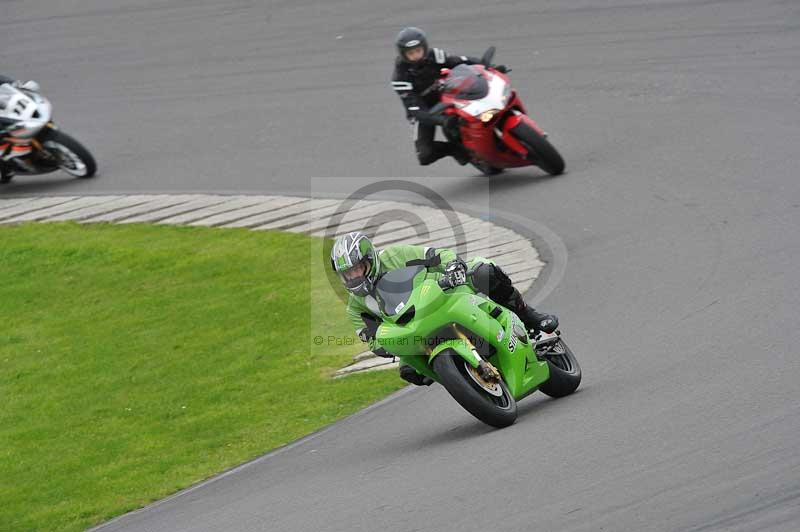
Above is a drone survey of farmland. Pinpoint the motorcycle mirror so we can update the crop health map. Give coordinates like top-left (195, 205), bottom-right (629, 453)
top-left (480, 46), bottom-right (496, 66)
top-left (20, 80), bottom-right (40, 93)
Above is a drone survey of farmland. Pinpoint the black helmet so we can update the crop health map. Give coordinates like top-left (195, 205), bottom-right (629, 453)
top-left (395, 27), bottom-right (428, 62)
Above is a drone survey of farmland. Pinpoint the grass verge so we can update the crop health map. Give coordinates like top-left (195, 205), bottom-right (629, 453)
top-left (0, 222), bottom-right (404, 532)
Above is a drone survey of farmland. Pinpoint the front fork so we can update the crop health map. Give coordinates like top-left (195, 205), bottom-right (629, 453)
top-left (428, 328), bottom-right (500, 382)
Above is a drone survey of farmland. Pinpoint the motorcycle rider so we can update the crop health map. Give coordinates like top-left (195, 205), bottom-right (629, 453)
top-left (331, 231), bottom-right (558, 386)
top-left (391, 27), bottom-right (508, 167)
top-left (0, 75), bottom-right (41, 180)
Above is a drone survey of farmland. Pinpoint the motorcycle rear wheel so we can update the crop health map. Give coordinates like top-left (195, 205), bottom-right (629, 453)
top-left (538, 339), bottom-right (581, 398)
top-left (432, 350), bottom-right (517, 428)
top-left (39, 129), bottom-right (97, 178)
top-left (511, 122), bottom-right (565, 176)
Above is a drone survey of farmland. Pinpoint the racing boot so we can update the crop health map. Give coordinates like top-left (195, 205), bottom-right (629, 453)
top-left (400, 364), bottom-right (434, 386)
top-left (0, 143), bottom-right (14, 183)
top-left (449, 145), bottom-right (470, 166)
top-left (508, 288), bottom-right (559, 334)
top-left (0, 162), bottom-right (14, 183)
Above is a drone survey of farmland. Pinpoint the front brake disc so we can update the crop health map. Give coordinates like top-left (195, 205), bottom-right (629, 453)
top-left (465, 361), bottom-right (503, 397)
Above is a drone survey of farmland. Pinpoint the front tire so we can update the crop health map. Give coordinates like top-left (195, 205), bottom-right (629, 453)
top-left (510, 122), bottom-right (565, 176)
top-left (39, 129), bottom-right (97, 178)
top-left (538, 339), bottom-right (581, 398)
top-left (432, 351), bottom-right (517, 428)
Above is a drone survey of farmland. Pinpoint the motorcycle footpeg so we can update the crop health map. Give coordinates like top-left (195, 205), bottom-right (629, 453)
top-left (534, 330), bottom-right (560, 347)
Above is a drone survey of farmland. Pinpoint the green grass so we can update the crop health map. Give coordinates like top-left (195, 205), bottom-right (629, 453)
top-left (0, 223), bottom-right (405, 532)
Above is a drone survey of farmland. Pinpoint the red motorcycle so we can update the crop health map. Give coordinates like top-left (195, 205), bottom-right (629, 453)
top-left (427, 47), bottom-right (565, 176)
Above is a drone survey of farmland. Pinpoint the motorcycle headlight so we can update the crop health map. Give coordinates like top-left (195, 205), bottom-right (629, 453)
top-left (479, 109), bottom-right (502, 123)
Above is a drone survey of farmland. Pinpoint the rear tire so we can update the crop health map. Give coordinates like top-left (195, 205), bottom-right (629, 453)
top-left (511, 122), bottom-right (565, 176)
top-left (538, 339), bottom-right (581, 398)
top-left (432, 351), bottom-right (517, 428)
top-left (39, 129), bottom-right (97, 178)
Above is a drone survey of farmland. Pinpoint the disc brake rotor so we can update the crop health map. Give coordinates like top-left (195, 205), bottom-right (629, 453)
top-left (43, 141), bottom-right (87, 176)
top-left (464, 361), bottom-right (503, 397)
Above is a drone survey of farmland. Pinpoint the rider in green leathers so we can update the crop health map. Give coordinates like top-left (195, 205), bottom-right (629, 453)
top-left (331, 232), bottom-right (558, 386)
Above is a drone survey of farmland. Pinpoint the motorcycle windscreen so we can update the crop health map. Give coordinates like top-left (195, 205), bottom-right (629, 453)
top-left (375, 265), bottom-right (425, 316)
top-left (441, 65), bottom-right (489, 100)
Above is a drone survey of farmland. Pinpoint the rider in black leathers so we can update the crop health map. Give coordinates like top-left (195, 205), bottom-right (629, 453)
top-left (391, 27), bottom-right (506, 166)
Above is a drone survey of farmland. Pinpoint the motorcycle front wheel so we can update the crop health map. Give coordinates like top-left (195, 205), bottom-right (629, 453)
top-left (510, 122), bottom-right (565, 176)
top-left (432, 350), bottom-right (517, 428)
top-left (39, 128), bottom-right (97, 178)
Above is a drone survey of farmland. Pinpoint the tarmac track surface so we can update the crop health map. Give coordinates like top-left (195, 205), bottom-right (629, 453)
top-left (4, 0), bottom-right (800, 531)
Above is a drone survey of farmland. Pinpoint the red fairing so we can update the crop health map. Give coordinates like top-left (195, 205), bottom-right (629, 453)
top-left (441, 89), bottom-right (528, 168)
top-left (500, 110), bottom-right (546, 158)
top-left (434, 63), bottom-right (561, 170)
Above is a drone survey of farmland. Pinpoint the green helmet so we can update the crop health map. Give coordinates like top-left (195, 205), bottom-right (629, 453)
top-left (330, 232), bottom-right (380, 297)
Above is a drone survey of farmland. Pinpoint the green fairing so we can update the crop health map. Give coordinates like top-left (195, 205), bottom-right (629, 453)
top-left (345, 244), bottom-right (459, 349)
top-left (374, 266), bottom-right (550, 400)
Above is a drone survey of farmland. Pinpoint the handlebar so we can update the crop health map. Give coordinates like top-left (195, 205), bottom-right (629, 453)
top-left (420, 81), bottom-right (439, 98)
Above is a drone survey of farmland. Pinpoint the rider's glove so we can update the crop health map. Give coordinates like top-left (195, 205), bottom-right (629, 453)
top-left (357, 327), bottom-right (374, 344)
top-left (357, 324), bottom-right (393, 358)
top-left (443, 258), bottom-right (468, 288)
top-left (372, 347), bottom-right (394, 359)
top-left (494, 65), bottom-right (510, 74)
top-left (357, 319), bottom-right (393, 359)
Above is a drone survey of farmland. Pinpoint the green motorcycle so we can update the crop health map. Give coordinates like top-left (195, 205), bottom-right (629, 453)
top-left (374, 265), bottom-right (581, 428)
